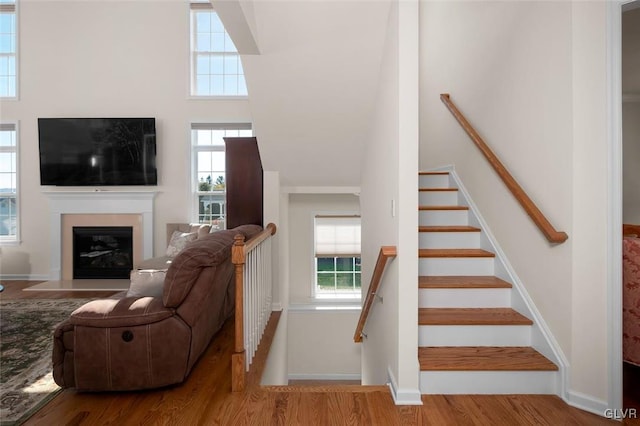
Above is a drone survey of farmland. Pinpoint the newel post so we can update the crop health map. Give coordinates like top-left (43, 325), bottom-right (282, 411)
top-left (231, 233), bottom-right (246, 392)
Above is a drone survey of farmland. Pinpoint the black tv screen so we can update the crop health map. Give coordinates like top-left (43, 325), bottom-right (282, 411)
top-left (38, 118), bottom-right (157, 186)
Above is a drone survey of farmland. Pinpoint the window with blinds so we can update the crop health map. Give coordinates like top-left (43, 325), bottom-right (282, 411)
top-left (314, 215), bottom-right (361, 299)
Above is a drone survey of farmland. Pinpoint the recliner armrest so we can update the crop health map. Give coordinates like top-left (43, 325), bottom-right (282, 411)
top-left (69, 297), bottom-right (174, 328)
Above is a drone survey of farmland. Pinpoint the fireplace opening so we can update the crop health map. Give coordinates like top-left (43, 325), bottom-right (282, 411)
top-left (72, 226), bottom-right (133, 279)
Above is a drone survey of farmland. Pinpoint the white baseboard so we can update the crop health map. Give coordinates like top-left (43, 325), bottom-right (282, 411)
top-left (287, 373), bottom-right (361, 381)
top-left (565, 390), bottom-right (608, 418)
top-left (0, 274), bottom-right (50, 281)
top-left (387, 367), bottom-right (423, 405)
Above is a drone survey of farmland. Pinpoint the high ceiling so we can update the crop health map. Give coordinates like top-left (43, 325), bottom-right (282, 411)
top-left (226, 0), bottom-right (391, 187)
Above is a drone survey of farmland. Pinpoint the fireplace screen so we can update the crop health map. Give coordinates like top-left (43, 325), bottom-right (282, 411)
top-left (72, 226), bottom-right (133, 279)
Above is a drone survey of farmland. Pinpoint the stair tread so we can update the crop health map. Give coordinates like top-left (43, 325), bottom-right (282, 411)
top-left (419, 276), bottom-right (512, 289)
top-left (419, 172), bottom-right (449, 175)
top-left (419, 226), bottom-right (481, 233)
top-left (419, 248), bottom-right (495, 258)
top-left (419, 205), bottom-right (468, 211)
top-left (418, 347), bottom-right (558, 371)
top-left (419, 308), bottom-right (532, 325)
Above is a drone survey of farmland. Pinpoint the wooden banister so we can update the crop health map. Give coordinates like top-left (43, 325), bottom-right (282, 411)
top-left (231, 222), bottom-right (277, 392)
top-left (440, 94), bottom-right (568, 244)
top-left (354, 246), bottom-right (397, 343)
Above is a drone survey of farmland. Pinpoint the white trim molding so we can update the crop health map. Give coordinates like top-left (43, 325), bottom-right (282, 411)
top-left (287, 374), bottom-right (361, 381)
top-left (42, 190), bottom-right (158, 280)
top-left (607, 0), bottom-right (625, 414)
top-left (387, 366), bottom-right (423, 406)
top-left (567, 391), bottom-right (609, 418)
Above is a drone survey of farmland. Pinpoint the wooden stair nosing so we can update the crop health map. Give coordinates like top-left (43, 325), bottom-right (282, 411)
top-left (419, 275), bottom-right (512, 289)
top-left (419, 205), bottom-right (468, 211)
top-left (419, 171), bottom-right (450, 176)
top-left (419, 226), bottom-right (480, 233)
top-left (419, 248), bottom-right (495, 258)
top-left (419, 308), bottom-right (532, 325)
top-left (418, 346), bottom-right (558, 371)
top-left (419, 188), bottom-right (458, 192)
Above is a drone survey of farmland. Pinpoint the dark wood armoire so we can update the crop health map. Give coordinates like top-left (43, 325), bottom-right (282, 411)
top-left (224, 137), bottom-right (263, 229)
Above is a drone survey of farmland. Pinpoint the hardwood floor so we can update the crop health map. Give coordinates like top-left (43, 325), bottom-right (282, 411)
top-left (0, 281), bottom-right (625, 425)
top-left (624, 362), bottom-right (640, 426)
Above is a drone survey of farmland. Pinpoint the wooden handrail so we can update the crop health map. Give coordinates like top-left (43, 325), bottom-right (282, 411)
top-left (231, 222), bottom-right (277, 392)
top-left (354, 246), bottom-right (397, 343)
top-left (440, 94), bottom-right (568, 244)
top-left (243, 223), bottom-right (277, 254)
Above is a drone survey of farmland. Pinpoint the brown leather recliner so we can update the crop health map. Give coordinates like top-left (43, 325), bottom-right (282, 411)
top-left (52, 224), bottom-right (262, 391)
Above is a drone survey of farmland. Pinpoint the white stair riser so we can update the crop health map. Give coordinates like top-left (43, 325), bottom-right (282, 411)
top-left (419, 191), bottom-right (459, 206)
top-left (419, 325), bottom-right (531, 346)
top-left (419, 210), bottom-right (469, 226)
top-left (419, 288), bottom-right (510, 308)
top-left (420, 371), bottom-right (557, 394)
top-left (419, 231), bottom-right (480, 249)
top-left (419, 174), bottom-right (450, 187)
top-left (419, 257), bottom-right (494, 276)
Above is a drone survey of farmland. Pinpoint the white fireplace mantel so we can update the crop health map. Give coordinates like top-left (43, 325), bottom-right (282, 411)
top-left (44, 190), bottom-right (158, 280)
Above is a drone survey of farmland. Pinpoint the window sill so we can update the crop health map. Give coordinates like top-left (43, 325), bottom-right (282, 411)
top-left (289, 303), bottom-right (361, 312)
top-left (187, 95), bottom-right (249, 101)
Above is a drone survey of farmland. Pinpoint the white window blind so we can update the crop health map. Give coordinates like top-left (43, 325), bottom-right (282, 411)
top-left (314, 216), bottom-right (361, 258)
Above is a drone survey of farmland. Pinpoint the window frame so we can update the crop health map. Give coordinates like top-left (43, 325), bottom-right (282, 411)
top-left (0, 121), bottom-right (19, 244)
top-left (312, 214), bottom-right (362, 300)
top-left (190, 122), bottom-right (252, 229)
top-left (0, 0), bottom-right (18, 99)
top-left (189, 2), bottom-right (247, 98)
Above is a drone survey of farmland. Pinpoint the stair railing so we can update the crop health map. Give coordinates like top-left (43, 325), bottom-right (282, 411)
top-left (354, 246), bottom-right (397, 343)
top-left (440, 93), bottom-right (568, 244)
top-left (231, 222), bottom-right (277, 392)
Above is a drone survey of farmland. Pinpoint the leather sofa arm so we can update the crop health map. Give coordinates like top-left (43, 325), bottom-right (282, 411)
top-left (69, 297), bottom-right (175, 328)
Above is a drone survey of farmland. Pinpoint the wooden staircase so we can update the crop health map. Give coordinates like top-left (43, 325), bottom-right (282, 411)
top-left (417, 171), bottom-right (558, 394)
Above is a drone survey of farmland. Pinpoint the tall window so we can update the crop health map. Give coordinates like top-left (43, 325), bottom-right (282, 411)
top-left (0, 0), bottom-right (17, 98)
top-left (191, 123), bottom-right (252, 229)
top-left (190, 3), bottom-right (247, 97)
top-left (0, 123), bottom-right (17, 241)
top-left (314, 216), bottom-right (361, 299)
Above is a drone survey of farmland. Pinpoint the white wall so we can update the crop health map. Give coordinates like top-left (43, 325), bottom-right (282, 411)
top-left (569, 1), bottom-right (608, 406)
top-left (287, 193), bottom-right (360, 304)
top-left (360, 0), bottom-right (420, 404)
top-left (419, 0), bottom-right (609, 407)
top-left (287, 309), bottom-right (361, 380)
top-left (0, 1), bottom-right (252, 277)
top-left (240, 1), bottom-right (389, 187)
top-left (283, 193), bottom-right (362, 378)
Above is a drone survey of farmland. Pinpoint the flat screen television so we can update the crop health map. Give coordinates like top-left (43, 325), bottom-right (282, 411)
top-left (38, 118), bottom-right (157, 186)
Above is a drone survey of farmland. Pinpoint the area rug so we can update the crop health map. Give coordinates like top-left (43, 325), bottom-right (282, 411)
top-left (0, 298), bottom-right (90, 426)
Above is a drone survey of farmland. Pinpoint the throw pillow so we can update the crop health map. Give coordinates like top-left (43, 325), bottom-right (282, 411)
top-left (189, 223), bottom-right (212, 239)
top-left (127, 269), bottom-right (167, 298)
top-left (165, 230), bottom-right (197, 257)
